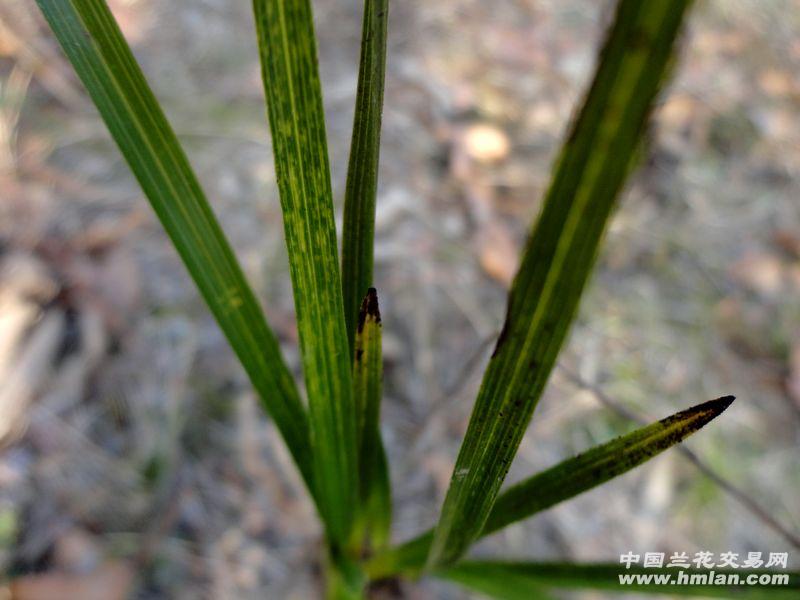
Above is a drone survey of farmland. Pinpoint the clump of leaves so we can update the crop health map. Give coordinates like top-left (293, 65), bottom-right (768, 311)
top-left (36, 0), bottom-right (798, 597)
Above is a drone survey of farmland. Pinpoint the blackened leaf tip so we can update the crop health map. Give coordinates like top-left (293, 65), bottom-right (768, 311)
top-left (661, 395), bottom-right (735, 430)
top-left (685, 394), bottom-right (735, 418)
top-left (692, 394), bottom-right (735, 427)
top-left (366, 287), bottom-right (381, 322)
top-left (713, 394), bottom-right (735, 411)
top-left (357, 287), bottom-right (381, 333)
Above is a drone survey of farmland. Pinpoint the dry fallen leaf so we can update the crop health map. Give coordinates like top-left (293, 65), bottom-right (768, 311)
top-left (10, 561), bottom-right (133, 600)
top-left (53, 528), bottom-right (101, 573)
top-left (729, 251), bottom-right (785, 298)
top-left (0, 310), bottom-right (63, 445)
top-left (773, 229), bottom-right (800, 259)
top-left (758, 68), bottom-right (796, 98)
top-left (478, 220), bottom-right (519, 287)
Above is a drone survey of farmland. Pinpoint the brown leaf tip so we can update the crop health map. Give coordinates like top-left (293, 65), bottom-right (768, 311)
top-left (714, 395), bottom-right (736, 411)
top-left (664, 394), bottom-right (736, 430)
top-left (684, 396), bottom-right (736, 419)
top-left (695, 395), bottom-right (735, 417)
top-left (702, 394), bottom-right (736, 424)
top-left (357, 287), bottom-right (381, 333)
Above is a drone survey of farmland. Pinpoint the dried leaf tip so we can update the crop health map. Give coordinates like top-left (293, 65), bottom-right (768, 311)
top-left (694, 394), bottom-right (736, 416)
top-left (713, 395), bottom-right (736, 411)
top-left (661, 395), bottom-right (736, 431)
top-left (357, 287), bottom-right (381, 333)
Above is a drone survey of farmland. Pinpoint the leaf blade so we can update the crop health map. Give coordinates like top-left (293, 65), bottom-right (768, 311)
top-left (365, 440), bottom-right (392, 550)
top-left (438, 562), bottom-right (800, 599)
top-left (35, 0), bottom-right (314, 489)
top-left (428, 0), bottom-right (694, 567)
top-left (367, 396), bottom-right (732, 579)
top-left (341, 0), bottom-right (389, 356)
top-left (351, 289), bottom-right (391, 550)
top-left (252, 0), bottom-right (358, 545)
top-left (483, 395), bottom-right (734, 535)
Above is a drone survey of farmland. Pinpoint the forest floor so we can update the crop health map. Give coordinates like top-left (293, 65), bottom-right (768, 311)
top-left (0, 0), bottom-right (799, 598)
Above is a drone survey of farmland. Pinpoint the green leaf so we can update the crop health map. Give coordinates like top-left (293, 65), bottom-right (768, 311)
top-left (482, 395), bottom-right (734, 536)
top-left (252, 0), bottom-right (357, 545)
top-left (437, 562), bottom-right (800, 599)
top-left (354, 289), bottom-right (384, 492)
top-left (366, 396), bottom-right (733, 579)
top-left (365, 440), bottom-right (392, 550)
top-left (35, 0), bottom-right (314, 490)
top-left (427, 0), bottom-right (694, 567)
top-left (325, 549), bottom-right (366, 600)
top-left (350, 289), bottom-right (391, 551)
top-left (341, 0), bottom-right (389, 357)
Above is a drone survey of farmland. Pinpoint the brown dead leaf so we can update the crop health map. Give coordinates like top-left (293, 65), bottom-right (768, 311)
top-left (659, 93), bottom-right (699, 129)
top-left (10, 561), bottom-right (133, 600)
top-left (758, 69), bottom-right (796, 98)
top-left (0, 253), bottom-right (58, 304)
top-left (0, 310), bottom-right (63, 445)
top-left (478, 220), bottom-right (518, 287)
top-left (107, 0), bottom-right (153, 45)
top-left (729, 251), bottom-right (785, 298)
top-left (773, 229), bottom-right (800, 259)
top-left (0, 299), bottom-right (39, 381)
top-left (37, 221), bottom-right (142, 338)
top-left (53, 528), bottom-right (101, 573)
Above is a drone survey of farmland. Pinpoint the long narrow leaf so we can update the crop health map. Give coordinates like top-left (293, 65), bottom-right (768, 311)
top-left (366, 396), bottom-right (733, 579)
top-left (252, 0), bottom-right (358, 545)
top-left (36, 0), bottom-right (314, 489)
top-left (341, 0), bottom-right (389, 356)
top-left (438, 562), bottom-right (800, 599)
top-left (428, 0), bottom-right (694, 567)
top-left (351, 289), bottom-right (391, 550)
top-left (325, 551), bottom-right (365, 600)
top-left (483, 395), bottom-right (734, 535)
top-left (366, 441), bottom-right (392, 550)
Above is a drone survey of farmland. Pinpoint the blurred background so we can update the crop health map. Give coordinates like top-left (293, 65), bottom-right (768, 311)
top-left (1, 0), bottom-right (799, 597)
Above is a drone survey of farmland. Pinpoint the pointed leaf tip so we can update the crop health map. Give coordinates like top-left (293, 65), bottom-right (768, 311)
top-left (664, 395), bottom-right (735, 432)
top-left (715, 394), bottom-right (736, 410)
top-left (341, 0), bottom-right (389, 357)
top-left (426, 0), bottom-right (695, 567)
top-left (352, 286), bottom-right (389, 550)
top-left (368, 394), bottom-right (736, 578)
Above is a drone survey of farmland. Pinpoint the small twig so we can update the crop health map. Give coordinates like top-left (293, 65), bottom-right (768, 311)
top-left (557, 364), bottom-right (800, 551)
top-left (441, 334), bottom-right (496, 399)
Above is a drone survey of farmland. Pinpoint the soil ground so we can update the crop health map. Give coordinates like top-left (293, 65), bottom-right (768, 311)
top-left (0, 1), bottom-right (798, 598)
